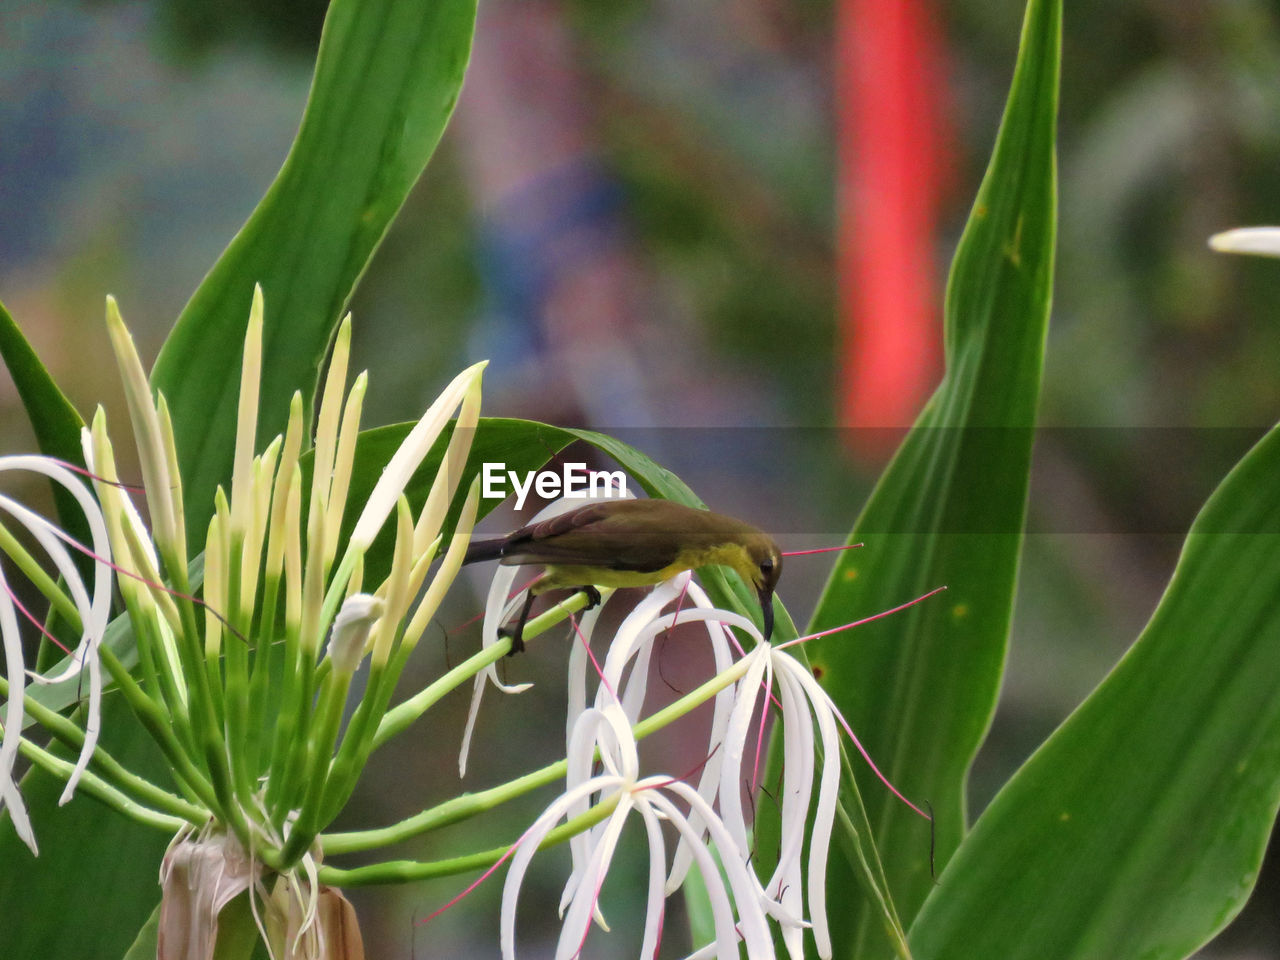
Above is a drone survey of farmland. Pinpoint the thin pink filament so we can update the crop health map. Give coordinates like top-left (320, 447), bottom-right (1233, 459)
top-left (4, 582), bottom-right (73, 656)
top-left (46, 457), bottom-right (145, 493)
top-left (564, 603), bottom-right (617, 703)
top-left (777, 584), bottom-right (947, 651)
top-left (780, 542), bottom-right (864, 558)
top-left (39, 513), bottom-right (248, 645)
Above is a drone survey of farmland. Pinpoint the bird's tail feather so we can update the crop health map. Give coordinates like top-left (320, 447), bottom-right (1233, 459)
top-left (463, 538), bottom-right (506, 565)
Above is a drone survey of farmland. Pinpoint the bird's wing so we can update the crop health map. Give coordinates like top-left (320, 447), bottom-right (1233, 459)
top-left (499, 502), bottom-right (683, 573)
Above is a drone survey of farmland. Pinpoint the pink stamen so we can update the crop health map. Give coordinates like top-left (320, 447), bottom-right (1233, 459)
top-left (830, 698), bottom-right (931, 822)
top-left (780, 542), bottom-right (864, 558)
top-left (47, 457), bottom-right (145, 492)
top-left (668, 577), bottom-right (692, 633)
top-left (419, 832), bottom-right (528, 925)
top-left (751, 669), bottom-right (774, 792)
top-left (775, 585), bottom-right (948, 822)
top-left (37, 517), bottom-right (247, 645)
top-left (564, 605), bottom-right (617, 703)
top-left (777, 585), bottom-right (947, 651)
top-left (4, 582), bottom-right (73, 656)
top-left (638, 743), bottom-right (721, 793)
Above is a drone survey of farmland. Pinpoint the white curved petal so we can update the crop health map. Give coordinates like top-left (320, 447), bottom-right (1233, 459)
top-left (565, 603), bottom-right (606, 741)
top-left (457, 674), bottom-right (483, 779)
top-left (0, 562), bottom-right (36, 853)
top-left (555, 798), bottom-right (631, 960)
top-left (768, 664), bottom-right (814, 889)
top-left (480, 568), bottom-right (534, 695)
top-left (780, 657), bottom-right (845, 959)
top-left (597, 576), bottom-right (686, 710)
top-left (765, 666), bottom-right (811, 960)
top-left (561, 708), bottom-right (620, 913)
top-left (500, 774), bottom-right (624, 960)
top-left (647, 784), bottom-right (774, 960)
top-left (666, 582), bottom-right (739, 892)
top-left (1209, 227), bottom-right (1280, 257)
top-left (633, 798), bottom-right (669, 960)
top-left (717, 646), bottom-right (771, 859)
top-left (0, 456), bottom-right (112, 806)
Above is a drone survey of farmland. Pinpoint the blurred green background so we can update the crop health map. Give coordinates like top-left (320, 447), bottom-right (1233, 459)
top-left (2, 0), bottom-right (1280, 956)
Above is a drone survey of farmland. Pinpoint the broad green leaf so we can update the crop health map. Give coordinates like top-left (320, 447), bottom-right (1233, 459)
top-left (794, 0), bottom-right (1061, 950)
top-left (0, 300), bottom-right (84, 469)
top-left (0, 299), bottom-right (92, 575)
top-left (151, 0), bottom-right (477, 550)
top-left (909, 421), bottom-right (1280, 958)
top-left (121, 905), bottom-right (160, 960)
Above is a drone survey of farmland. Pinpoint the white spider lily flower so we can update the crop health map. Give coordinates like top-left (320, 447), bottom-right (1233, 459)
top-left (711, 634), bottom-right (859, 960)
top-left (567, 576), bottom-right (741, 898)
top-left (0, 451), bottom-right (114, 852)
top-left (1209, 227), bottom-right (1280, 257)
top-left (502, 703), bottom-right (775, 960)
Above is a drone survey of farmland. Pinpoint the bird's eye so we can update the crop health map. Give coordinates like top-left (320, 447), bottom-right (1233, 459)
top-left (759, 558), bottom-right (773, 573)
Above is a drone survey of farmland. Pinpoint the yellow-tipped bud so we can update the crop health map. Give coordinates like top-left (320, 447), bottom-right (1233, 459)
top-left (230, 284), bottom-right (265, 543)
top-left (350, 360), bottom-right (487, 551)
top-left (322, 370), bottom-right (367, 571)
top-left (105, 297), bottom-right (181, 572)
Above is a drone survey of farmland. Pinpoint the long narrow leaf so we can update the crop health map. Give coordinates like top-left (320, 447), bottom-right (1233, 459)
top-left (0, 300), bottom-right (90, 562)
top-left (910, 420), bottom-right (1280, 959)
top-left (152, 0), bottom-right (477, 549)
top-left (794, 0), bottom-right (1061, 949)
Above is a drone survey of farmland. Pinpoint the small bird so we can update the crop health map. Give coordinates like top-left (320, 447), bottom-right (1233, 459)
top-left (463, 498), bottom-right (782, 653)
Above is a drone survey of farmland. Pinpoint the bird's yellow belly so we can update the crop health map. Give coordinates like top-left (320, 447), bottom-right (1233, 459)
top-left (535, 545), bottom-right (746, 593)
top-left (536, 563), bottom-right (688, 592)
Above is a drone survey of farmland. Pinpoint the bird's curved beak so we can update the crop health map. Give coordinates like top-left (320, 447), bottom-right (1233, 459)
top-left (758, 587), bottom-right (775, 642)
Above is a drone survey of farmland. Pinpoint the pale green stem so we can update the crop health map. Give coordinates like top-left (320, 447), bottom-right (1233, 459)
top-left (270, 545), bottom-right (360, 822)
top-left (223, 528), bottom-right (252, 802)
top-left (0, 676), bottom-right (207, 822)
top-left (0, 720), bottom-right (187, 833)
top-left (373, 591), bottom-right (595, 751)
top-left (317, 794), bottom-right (621, 887)
top-left (0, 522), bottom-right (82, 629)
top-left (96, 644), bottom-right (233, 833)
top-left (263, 611), bottom-right (303, 815)
top-left (245, 570), bottom-right (281, 777)
top-left (321, 651), bottom-right (750, 855)
top-left (118, 512), bottom-right (225, 784)
top-left (126, 594), bottom-right (197, 764)
top-left (264, 468), bottom-right (303, 812)
top-left (276, 664), bottom-right (357, 866)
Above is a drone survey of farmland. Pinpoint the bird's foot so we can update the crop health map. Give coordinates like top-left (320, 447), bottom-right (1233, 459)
top-left (581, 585), bottom-right (602, 610)
top-left (498, 626), bottom-right (525, 656)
